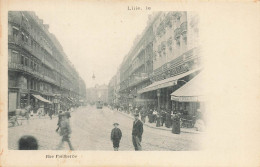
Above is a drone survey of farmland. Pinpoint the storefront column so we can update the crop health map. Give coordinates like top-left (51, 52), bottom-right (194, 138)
top-left (17, 89), bottom-right (21, 108)
top-left (27, 91), bottom-right (30, 106)
top-left (166, 88), bottom-right (170, 110)
top-left (157, 89), bottom-right (161, 113)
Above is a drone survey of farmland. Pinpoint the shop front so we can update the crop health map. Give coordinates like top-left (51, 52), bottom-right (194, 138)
top-left (137, 68), bottom-right (201, 112)
top-left (170, 71), bottom-right (206, 128)
top-left (31, 94), bottom-right (52, 114)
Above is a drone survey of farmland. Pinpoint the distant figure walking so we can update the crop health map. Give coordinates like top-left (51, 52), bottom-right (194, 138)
top-left (110, 123), bottom-right (122, 151)
top-left (132, 114), bottom-right (143, 151)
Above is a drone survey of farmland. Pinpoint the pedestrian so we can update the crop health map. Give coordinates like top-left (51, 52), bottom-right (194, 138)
top-left (152, 109), bottom-right (157, 123)
top-left (132, 114), bottom-right (143, 151)
top-left (57, 112), bottom-right (74, 150)
top-left (172, 112), bottom-right (181, 134)
top-left (148, 108), bottom-right (153, 123)
top-left (161, 110), bottom-right (166, 126)
top-left (56, 110), bottom-right (63, 132)
top-left (156, 112), bottom-right (161, 127)
top-left (165, 110), bottom-right (172, 128)
top-left (110, 123), bottom-right (122, 151)
top-left (141, 109), bottom-right (146, 123)
top-left (49, 107), bottom-right (54, 120)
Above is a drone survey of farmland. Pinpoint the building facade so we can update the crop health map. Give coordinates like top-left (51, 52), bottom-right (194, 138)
top-left (8, 11), bottom-right (86, 114)
top-left (108, 75), bottom-right (116, 105)
top-left (144, 11), bottom-right (201, 115)
top-left (86, 84), bottom-right (108, 105)
top-left (118, 13), bottom-right (159, 108)
top-left (112, 11), bottom-right (202, 118)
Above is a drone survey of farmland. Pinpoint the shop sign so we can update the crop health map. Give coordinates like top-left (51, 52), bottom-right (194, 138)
top-left (171, 96), bottom-right (198, 102)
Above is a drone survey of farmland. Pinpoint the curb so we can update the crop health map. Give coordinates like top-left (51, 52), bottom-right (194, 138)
top-left (115, 110), bottom-right (204, 134)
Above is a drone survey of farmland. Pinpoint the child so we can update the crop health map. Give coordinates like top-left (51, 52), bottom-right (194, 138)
top-left (111, 123), bottom-right (122, 151)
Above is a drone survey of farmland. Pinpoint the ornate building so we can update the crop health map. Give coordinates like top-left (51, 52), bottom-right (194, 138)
top-left (118, 13), bottom-right (159, 108)
top-left (8, 11), bottom-right (86, 114)
top-left (139, 11), bottom-right (201, 115)
top-left (113, 11), bottom-right (202, 117)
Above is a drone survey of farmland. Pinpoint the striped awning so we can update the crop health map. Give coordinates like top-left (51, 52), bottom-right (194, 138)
top-left (171, 71), bottom-right (205, 102)
top-left (138, 68), bottom-right (201, 94)
top-left (32, 94), bottom-right (52, 103)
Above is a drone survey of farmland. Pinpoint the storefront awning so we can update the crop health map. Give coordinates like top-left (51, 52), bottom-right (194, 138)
top-left (171, 71), bottom-right (205, 102)
top-left (32, 94), bottom-right (52, 103)
top-left (138, 68), bottom-right (201, 94)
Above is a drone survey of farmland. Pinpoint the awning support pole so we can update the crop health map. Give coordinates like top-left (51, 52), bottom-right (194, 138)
top-left (157, 89), bottom-right (161, 113)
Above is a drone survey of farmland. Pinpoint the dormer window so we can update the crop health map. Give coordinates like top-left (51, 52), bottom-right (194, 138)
top-left (176, 36), bottom-right (180, 46)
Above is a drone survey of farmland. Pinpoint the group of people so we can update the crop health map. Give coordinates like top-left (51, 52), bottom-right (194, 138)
top-left (111, 103), bottom-right (206, 133)
top-left (111, 113), bottom-right (143, 151)
top-left (115, 105), bottom-right (183, 128)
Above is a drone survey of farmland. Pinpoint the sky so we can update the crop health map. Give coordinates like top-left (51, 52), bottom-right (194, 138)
top-left (34, 5), bottom-right (152, 88)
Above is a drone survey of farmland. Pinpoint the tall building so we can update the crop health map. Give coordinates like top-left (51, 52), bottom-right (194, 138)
top-left (139, 11), bottom-right (201, 115)
top-left (118, 13), bottom-right (159, 108)
top-left (8, 11), bottom-right (86, 114)
top-left (112, 11), bottom-right (202, 118)
top-left (108, 75), bottom-right (116, 105)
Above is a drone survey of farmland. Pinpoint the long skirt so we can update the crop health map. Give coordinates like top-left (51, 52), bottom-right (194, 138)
top-left (172, 119), bottom-right (180, 134)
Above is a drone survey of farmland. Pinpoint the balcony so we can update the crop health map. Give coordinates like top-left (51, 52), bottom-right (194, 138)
top-left (8, 62), bottom-right (43, 79)
top-left (151, 47), bottom-right (200, 81)
top-left (43, 75), bottom-right (56, 84)
top-left (129, 73), bottom-right (149, 87)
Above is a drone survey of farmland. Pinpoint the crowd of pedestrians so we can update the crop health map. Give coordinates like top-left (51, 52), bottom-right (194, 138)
top-left (110, 103), bottom-right (205, 134)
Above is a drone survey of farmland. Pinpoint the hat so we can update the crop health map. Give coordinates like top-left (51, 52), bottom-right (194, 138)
top-left (113, 123), bottom-right (119, 125)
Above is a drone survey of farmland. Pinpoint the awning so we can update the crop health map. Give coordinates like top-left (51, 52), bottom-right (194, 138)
top-left (138, 68), bottom-right (201, 94)
top-left (32, 94), bottom-right (52, 103)
top-left (171, 71), bottom-right (205, 102)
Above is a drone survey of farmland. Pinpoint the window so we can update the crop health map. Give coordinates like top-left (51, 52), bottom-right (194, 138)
top-left (31, 60), bottom-right (34, 69)
top-left (25, 57), bottom-right (28, 66)
top-left (25, 36), bottom-right (29, 43)
top-left (21, 32), bottom-right (25, 41)
top-left (34, 81), bottom-right (37, 90)
top-left (31, 80), bottom-right (33, 90)
top-left (21, 55), bottom-right (24, 65)
top-left (176, 36), bottom-right (180, 46)
top-left (12, 27), bottom-right (19, 37)
top-left (182, 32), bottom-right (187, 45)
top-left (11, 51), bottom-right (19, 63)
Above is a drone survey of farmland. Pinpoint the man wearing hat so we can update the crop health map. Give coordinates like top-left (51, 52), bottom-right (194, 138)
top-left (111, 122), bottom-right (122, 151)
top-left (57, 112), bottom-right (74, 150)
top-left (132, 113), bottom-right (143, 151)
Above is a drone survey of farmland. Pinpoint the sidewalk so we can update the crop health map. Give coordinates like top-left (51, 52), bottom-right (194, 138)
top-left (116, 110), bottom-right (205, 134)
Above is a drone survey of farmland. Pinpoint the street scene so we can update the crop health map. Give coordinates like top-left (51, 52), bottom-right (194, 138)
top-left (9, 106), bottom-right (204, 151)
top-left (8, 11), bottom-right (206, 151)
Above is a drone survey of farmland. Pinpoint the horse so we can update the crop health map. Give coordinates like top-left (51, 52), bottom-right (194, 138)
top-left (8, 105), bottom-right (31, 127)
top-left (14, 105), bottom-right (31, 120)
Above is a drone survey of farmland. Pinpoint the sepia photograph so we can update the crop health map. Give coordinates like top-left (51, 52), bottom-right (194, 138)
top-left (7, 10), bottom-right (205, 151)
top-left (1, 1), bottom-right (260, 166)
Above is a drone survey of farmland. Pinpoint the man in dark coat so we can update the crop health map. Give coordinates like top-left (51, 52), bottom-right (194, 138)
top-left (161, 110), bottom-right (166, 126)
top-left (57, 112), bottom-right (74, 150)
top-left (132, 114), bottom-right (143, 151)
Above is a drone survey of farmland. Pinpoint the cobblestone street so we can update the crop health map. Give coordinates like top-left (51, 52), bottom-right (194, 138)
top-left (9, 106), bottom-right (204, 151)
